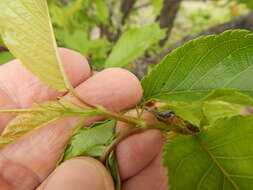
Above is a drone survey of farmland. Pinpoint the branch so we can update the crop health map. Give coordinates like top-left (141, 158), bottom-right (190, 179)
top-left (121, 0), bottom-right (137, 25)
top-left (157, 0), bottom-right (183, 46)
top-left (99, 0), bottom-right (121, 42)
top-left (133, 3), bottom-right (150, 11)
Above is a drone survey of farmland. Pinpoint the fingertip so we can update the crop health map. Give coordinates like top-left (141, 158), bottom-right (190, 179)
top-left (41, 157), bottom-right (114, 190)
top-left (74, 68), bottom-right (143, 111)
top-left (58, 48), bottom-right (91, 85)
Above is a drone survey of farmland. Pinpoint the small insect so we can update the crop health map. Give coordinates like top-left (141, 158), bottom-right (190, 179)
top-left (144, 105), bottom-right (199, 134)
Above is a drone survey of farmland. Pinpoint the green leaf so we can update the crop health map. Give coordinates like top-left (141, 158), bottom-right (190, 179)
top-left (50, 0), bottom-right (84, 31)
top-left (237, 0), bottom-right (253, 9)
top-left (202, 101), bottom-right (243, 124)
top-left (0, 0), bottom-right (69, 92)
top-left (158, 99), bottom-right (243, 128)
top-left (94, 0), bottom-right (109, 24)
top-left (0, 36), bottom-right (4, 46)
top-left (159, 101), bottom-right (204, 127)
top-left (60, 120), bottom-right (116, 162)
top-left (164, 115), bottom-right (253, 190)
top-left (0, 100), bottom-right (96, 147)
top-left (0, 52), bottom-right (14, 65)
top-left (106, 151), bottom-right (121, 190)
top-left (55, 29), bottom-right (89, 55)
top-left (149, 0), bottom-right (163, 14)
top-left (141, 30), bottom-right (253, 103)
top-left (105, 23), bottom-right (166, 68)
top-left (203, 88), bottom-right (253, 107)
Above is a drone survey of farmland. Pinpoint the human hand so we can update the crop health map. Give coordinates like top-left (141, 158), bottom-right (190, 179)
top-left (0, 48), bottom-right (167, 190)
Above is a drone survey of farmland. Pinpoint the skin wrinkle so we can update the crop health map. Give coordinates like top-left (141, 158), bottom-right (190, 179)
top-left (0, 151), bottom-right (41, 190)
top-left (0, 80), bottom-right (20, 109)
top-left (0, 82), bottom-right (20, 133)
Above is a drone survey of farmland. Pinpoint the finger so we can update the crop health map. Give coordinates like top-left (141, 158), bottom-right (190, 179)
top-left (71, 68), bottom-right (142, 111)
top-left (122, 151), bottom-right (168, 190)
top-left (0, 48), bottom-right (91, 132)
top-left (116, 110), bottom-right (164, 181)
top-left (37, 157), bottom-right (114, 190)
top-left (0, 68), bottom-right (142, 190)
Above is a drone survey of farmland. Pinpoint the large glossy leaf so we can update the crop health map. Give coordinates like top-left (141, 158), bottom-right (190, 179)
top-left (0, 0), bottom-right (69, 91)
top-left (141, 30), bottom-right (253, 103)
top-left (105, 23), bottom-right (165, 68)
top-left (164, 116), bottom-right (253, 190)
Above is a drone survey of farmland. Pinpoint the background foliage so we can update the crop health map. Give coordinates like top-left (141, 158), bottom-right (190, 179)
top-left (0, 0), bottom-right (252, 75)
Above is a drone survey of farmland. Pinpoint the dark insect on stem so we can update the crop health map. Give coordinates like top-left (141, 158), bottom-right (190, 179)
top-left (144, 106), bottom-right (199, 134)
top-left (144, 106), bottom-right (175, 118)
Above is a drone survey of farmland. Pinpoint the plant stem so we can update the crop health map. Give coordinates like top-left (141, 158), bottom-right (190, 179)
top-left (68, 87), bottom-right (96, 109)
top-left (100, 109), bottom-right (192, 135)
top-left (100, 127), bottom-right (143, 163)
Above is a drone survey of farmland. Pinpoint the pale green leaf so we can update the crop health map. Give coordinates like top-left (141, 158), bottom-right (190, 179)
top-left (50, 5), bottom-right (70, 29)
top-left (164, 115), bottom-right (253, 190)
top-left (149, 0), bottom-right (163, 14)
top-left (55, 29), bottom-right (89, 55)
top-left (60, 120), bottom-right (116, 162)
top-left (0, 0), bottom-right (69, 91)
top-left (0, 100), bottom-right (96, 147)
top-left (50, 0), bottom-right (84, 31)
top-left (203, 88), bottom-right (253, 107)
top-left (105, 23), bottom-right (166, 68)
top-left (94, 0), bottom-right (109, 24)
top-left (158, 99), bottom-right (243, 128)
top-left (142, 30), bottom-right (253, 103)
top-left (202, 101), bottom-right (243, 124)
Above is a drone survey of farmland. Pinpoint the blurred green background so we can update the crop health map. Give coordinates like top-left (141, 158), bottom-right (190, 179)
top-left (0, 0), bottom-right (252, 78)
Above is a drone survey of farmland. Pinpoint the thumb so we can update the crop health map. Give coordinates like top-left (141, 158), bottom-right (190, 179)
top-left (37, 157), bottom-right (115, 190)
